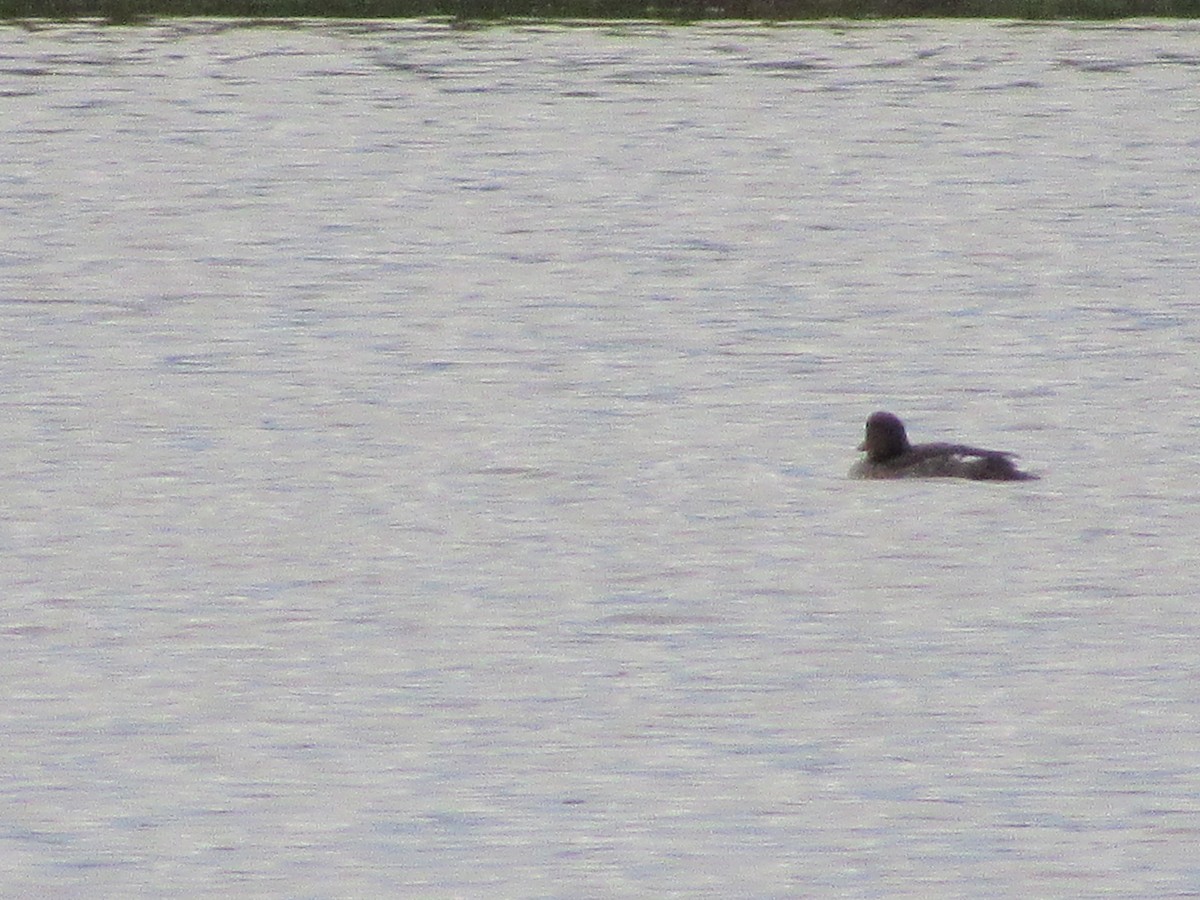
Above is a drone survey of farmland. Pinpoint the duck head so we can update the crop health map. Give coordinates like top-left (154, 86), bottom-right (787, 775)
top-left (859, 411), bottom-right (912, 463)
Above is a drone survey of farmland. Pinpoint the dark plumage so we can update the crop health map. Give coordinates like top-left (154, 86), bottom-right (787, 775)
top-left (850, 411), bottom-right (1037, 481)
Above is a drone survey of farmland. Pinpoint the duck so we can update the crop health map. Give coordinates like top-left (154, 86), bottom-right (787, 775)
top-left (850, 411), bottom-right (1037, 481)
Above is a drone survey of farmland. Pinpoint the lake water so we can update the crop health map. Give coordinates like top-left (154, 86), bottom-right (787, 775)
top-left (2, 17), bottom-right (1200, 896)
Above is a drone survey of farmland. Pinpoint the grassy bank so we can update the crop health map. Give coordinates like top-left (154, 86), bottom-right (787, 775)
top-left (3, 0), bottom-right (1198, 21)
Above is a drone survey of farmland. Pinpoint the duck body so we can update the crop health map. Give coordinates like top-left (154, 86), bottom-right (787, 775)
top-left (850, 411), bottom-right (1037, 481)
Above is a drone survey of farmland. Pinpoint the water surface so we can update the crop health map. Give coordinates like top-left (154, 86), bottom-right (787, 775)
top-left (2, 19), bottom-right (1200, 897)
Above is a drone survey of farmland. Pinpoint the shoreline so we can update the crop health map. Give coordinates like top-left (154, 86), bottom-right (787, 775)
top-left (4, 0), bottom-right (1199, 24)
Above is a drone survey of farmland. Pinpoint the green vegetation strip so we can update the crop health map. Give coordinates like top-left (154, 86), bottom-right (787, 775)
top-left (3, 0), bottom-right (1199, 22)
